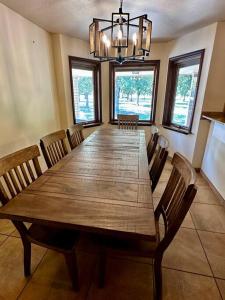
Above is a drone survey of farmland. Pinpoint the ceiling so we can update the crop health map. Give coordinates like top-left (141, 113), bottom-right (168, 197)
top-left (1, 0), bottom-right (225, 41)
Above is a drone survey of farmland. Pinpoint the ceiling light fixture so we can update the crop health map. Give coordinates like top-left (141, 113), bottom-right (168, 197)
top-left (89, 0), bottom-right (152, 64)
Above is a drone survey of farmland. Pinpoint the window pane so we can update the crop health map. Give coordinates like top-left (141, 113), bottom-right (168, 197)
top-left (72, 68), bottom-right (95, 123)
top-left (171, 64), bottom-right (200, 128)
top-left (114, 70), bottom-right (154, 121)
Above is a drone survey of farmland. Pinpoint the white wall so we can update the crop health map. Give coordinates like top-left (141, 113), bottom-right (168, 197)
top-left (159, 24), bottom-right (217, 166)
top-left (0, 3), bottom-right (60, 168)
top-left (202, 121), bottom-right (225, 198)
top-left (201, 22), bottom-right (225, 199)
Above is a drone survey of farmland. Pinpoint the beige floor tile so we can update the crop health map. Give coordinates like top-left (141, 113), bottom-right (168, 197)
top-left (216, 279), bottom-right (225, 300)
top-left (87, 257), bottom-right (153, 300)
top-left (196, 174), bottom-right (209, 187)
top-left (163, 228), bottom-right (212, 276)
top-left (0, 236), bottom-right (46, 300)
top-left (0, 219), bottom-right (16, 235)
top-left (198, 230), bottom-right (225, 279)
top-left (10, 223), bottom-right (31, 238)
top-left (181, 211), bottom-right (195, 229)
top-left (19, 250), bottom-right (96, 300)
top-left (194, 186), bottom-right (223, 205)
top-left (163, 268), bottom-right (221, 300)
top-left (191, 203), bottom-right (225, 233)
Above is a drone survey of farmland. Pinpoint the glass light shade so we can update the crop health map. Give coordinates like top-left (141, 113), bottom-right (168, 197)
top-left (138, 16), bottom-right (152, 52)
top-left (111, 13), bottom-right (129, 48)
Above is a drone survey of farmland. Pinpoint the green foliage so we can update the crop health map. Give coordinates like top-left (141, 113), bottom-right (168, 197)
top-left (176, 74), bottom-right (192, 101)
top-left (78, 76), bottom-right (93, 97)
top-left (115, 74), bottom-right (153, 105)
top-left (78, 76), bottom-right (93, 108)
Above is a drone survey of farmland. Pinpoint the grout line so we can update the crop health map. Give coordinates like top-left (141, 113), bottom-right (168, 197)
top-left (162, 265), bottom-right (215, 279)
top-left (16, 248), bottom-right (48, 300)
top-left (197, 229), bottom-right (225, 235)
top-left (188, 209), bottom-right (225, 235)
top-left (195, 230), bottom-right (223, 300)
top-left (193, 201), bottom-right (224, 206)
top-left (0, 234), bottom-right (9, 247)
top-left (191, 202), bottom-right (225, 208)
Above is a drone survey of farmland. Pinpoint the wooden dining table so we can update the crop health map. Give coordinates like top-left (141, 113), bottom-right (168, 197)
top-left (0, 128), bottom-right (156, 241)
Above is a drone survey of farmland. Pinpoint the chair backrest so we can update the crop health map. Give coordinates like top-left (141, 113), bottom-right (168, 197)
top-left (118, 114), bottom-right (139, 130)
top-left (154, 152), bottom-right (197, 256)
top-left (147, 126), bottom-right (159, 164)
top-left (66, 124), bottom-right (84, 150)
top-left (150, 135), bottom-right (169, 192)
top-left (0, 145), bottom-right (42, 205)
top-left (40, 130), bottom-right (68, 168)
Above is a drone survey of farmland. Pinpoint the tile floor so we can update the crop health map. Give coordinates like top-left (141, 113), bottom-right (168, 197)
top-left (0, 161), bottom-right (225, 299)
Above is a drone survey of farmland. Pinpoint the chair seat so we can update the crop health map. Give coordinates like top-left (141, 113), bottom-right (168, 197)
top-left (28, 224), bottom-right (79, 251)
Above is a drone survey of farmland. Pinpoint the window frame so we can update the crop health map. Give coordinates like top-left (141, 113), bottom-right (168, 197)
top-left (69, 56), bottom-right (102, 128)
top-left (109, 60), bottom-right (160, 126)
top-left (162, 49), bottom-right (205, 134)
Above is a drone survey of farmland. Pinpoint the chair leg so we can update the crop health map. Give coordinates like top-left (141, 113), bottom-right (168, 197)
top-left (23, 239), bottom-right (31, 277)
top-left (153, 257), bottom-right (162, 300)
top-left (64, 252), bottom-right (79, 291)
top-left (98, 250), bottom-right (106, 288)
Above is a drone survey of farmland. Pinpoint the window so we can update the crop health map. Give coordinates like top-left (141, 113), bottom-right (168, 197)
top-left (69, 56), bottom-right (102, 127)
top-left (163, 50), bottom-right (205, 134)
top-left (109, 61), bottom-right (160, 125)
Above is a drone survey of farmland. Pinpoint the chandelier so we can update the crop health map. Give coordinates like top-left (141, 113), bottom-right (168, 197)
top-left (89, 0), bottom-right (152, 64)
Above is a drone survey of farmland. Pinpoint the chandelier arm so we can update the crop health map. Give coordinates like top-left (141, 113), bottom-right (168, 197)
top-left (101, 21), bottom-right (146, 33)
top-left (93, 18), bottom-right (112, 23)
top-left (129, 14), bottom-right (148, 22)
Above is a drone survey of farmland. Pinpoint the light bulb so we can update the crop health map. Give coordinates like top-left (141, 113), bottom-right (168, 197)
top-left (102, 34), bottom-right (107, 44)
top-left (118, 29), bottom-right (123, 40)
top-left (105, 39), bottom-right (111, 48)
top-left (133, 33), bottom-right (137, 46)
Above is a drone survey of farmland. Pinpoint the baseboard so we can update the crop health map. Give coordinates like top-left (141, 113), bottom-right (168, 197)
top-left (200, 169), bottom-right (225, 204)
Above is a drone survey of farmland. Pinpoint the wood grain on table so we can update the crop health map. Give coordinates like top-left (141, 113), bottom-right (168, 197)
top-left (0, 129), bottom-right (156, 241)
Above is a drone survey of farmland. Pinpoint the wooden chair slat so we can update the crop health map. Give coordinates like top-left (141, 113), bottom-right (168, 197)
top-left (32, 157), bottom-right (42, 177)
top-left (147, 128), bottom-right (159, 164)
top-left (150, 135), bottom-right (169, 192)
top-left (117, 115), bottom-right (139, 130)
top-left (58, 140), bottom-right (65, 158)
top-left (8, 169), bottom-right (21, 193)
top-left (3, 173), bottom-right (16, 198)
top-left (20, 164), bottom-right (31, 186)
top-left (25, 161), bottom-right (35, 182)
top-left (40, 130), bottom-right (68, 168)
top-left (66, 124), bottom-right (84, 150)
top-left (15, 167), bottom-right (26, 189)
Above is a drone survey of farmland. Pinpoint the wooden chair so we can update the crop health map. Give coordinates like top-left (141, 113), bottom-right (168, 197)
top-left (96, 152), bottom-right (197, 300)
top-left (66, 124), bottom-right (84, 150)
top-left (40, 130), bottom-right (68, 168)
top-left (150, 135), bottom-right (169, 192)
top-left (118, 114), bottom-right (139, 130)
top-left (147, 126), bottom-right (159, 164)
top-left (0, 145), bottom-right (79, 290)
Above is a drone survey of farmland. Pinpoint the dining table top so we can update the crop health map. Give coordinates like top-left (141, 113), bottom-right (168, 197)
top-left (0, 128), bottom-right (156, 241)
